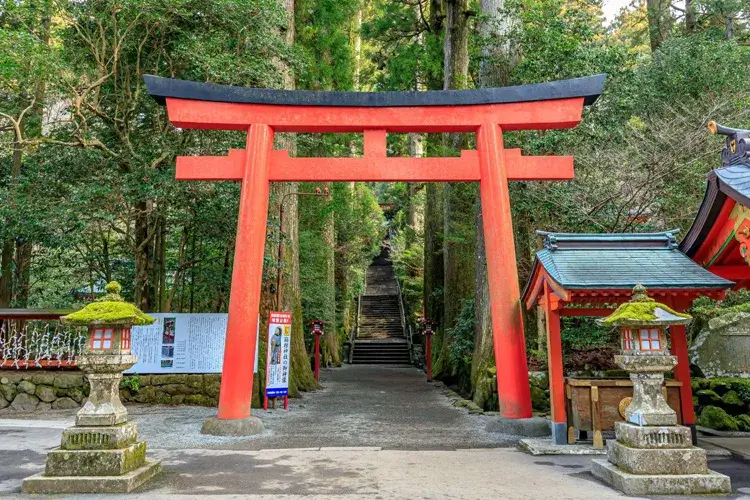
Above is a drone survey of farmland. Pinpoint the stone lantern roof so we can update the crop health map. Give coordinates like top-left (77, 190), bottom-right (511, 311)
top-left (61, 281), bottom-right (154, 327)
top-left (600, 284), bottom-right (691, 327)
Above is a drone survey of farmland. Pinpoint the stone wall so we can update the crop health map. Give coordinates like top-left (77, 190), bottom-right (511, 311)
top-left (0, 372), bottom-right (87, 411)
top-left (0, 371), bottom-right (221, 411)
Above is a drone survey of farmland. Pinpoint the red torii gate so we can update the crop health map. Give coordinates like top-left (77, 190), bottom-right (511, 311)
top-left (145, 74), bottom-right (606, 431)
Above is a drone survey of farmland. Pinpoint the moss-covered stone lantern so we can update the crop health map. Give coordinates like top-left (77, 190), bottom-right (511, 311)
top-left (22, 281), bottom-right (162, 494)
top-left (591, 284), bottom-right (731, 495)
top-left (602, 284), bottom-right (690, 426)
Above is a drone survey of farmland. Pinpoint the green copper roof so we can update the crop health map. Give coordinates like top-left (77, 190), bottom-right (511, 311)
top-left (527, 231), bottom-right (733, 293)
top-left (62, 282), bottom-right (155, 327)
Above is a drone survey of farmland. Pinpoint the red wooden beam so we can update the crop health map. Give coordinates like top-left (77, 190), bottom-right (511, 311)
top-left (164, 97), bottom-right (586, 133)
top-left (708, 264), bottom-right (750, 281)
top-left (175, 149), bottom-right (574, 183)
top-left (1, 360), bottom-right (77, 368)
top-left (559, 307), bottom-right (616, 317)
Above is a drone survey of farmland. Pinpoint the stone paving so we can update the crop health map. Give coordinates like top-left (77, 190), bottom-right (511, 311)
top-left (1, 364), bottom-right (750, 498)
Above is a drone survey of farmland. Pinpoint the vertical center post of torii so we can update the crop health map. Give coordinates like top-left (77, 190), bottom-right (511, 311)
top-left (143, 73), bottom-right (605, 434)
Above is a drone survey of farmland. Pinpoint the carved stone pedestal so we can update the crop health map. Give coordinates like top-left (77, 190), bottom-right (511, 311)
top-left (591, 360), bottom-right (731, 495)
top-left (22, 292), bottom-right (161, 494)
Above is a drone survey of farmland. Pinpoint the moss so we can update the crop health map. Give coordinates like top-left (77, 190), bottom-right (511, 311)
top-left (736, 414), bottom-right (750, 432)
top-left (601, 285), bottom-right (690, 326)
top-left (696, 389), bottom-right (722, 407)
top-left (123, 441), bottom-right (147, 473)
top-left (721, 390), bottom-right (746, 415)
top-left (709, 380), bottom-right (732, 396)
top-left (62, 281), bottom-right (155, 326)
top-left (530, 384), bottom-right (550, 413)
top-left (700, 405), bottom-right (739, 431)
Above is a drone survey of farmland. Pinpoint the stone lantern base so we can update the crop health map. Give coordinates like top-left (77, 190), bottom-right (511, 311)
top-left (591, 422), bottom-right (731, 495)
top-left (22, 421), bottom-right (161, 494)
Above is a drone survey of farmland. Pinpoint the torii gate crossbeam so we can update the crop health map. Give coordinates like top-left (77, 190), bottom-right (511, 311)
top-left (145, 74), bottom-right (606, 431)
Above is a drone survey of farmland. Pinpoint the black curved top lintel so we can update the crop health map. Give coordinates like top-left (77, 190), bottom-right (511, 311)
top-left (143, 74), bottom-right (606, 108)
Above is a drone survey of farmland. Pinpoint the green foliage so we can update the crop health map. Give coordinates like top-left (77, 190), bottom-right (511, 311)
top-left (560, 317), bottom-right (618, 351)
top-left (700, 405), bottom-right (740, 431)
top-left (446, 298), bottom-right (476, 392)
top-left (120, 375), bottom-right (141, 393)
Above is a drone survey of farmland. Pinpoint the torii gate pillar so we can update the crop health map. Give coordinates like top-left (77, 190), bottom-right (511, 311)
top-left (478, 123), bottom-right (531, 417)
top-left (145, 74), bottom-right (606, 434)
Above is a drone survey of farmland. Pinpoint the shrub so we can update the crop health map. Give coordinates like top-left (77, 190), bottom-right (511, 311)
top-left (736, 414), bottom-right (750, 432)
top-left (700, 406), bottom-right (739, 432)
top-left (696, 389), bottom-right (722, 407)
top-left (120, 374), bottom-right (141, 393)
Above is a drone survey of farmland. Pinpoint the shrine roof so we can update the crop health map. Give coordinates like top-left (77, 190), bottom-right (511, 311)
top-left (681, 122), bottom-right (750, 258)
top-left (144, 74), bottom-right (605, 107)
top-left (522, 231), bottom-right (733, 305)
top-left (680, 164), bottom-right (750, 257)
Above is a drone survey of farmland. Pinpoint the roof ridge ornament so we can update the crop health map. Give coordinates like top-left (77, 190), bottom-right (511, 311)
top-left (708, 121), bottom-right (750, 168)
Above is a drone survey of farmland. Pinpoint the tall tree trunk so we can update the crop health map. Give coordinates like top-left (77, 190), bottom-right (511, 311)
top-left (647, 0), bottom-right (671, 51)
top-left (0, 140), bottom-right (21, 308)
top-left (254, 0), bottom-right (317, 407)
top-left (133, 199), bottom-right (154, 311)
top-left (434, 0), bottom-right (473, 384)
top-left (472, 0), bottom-right (516, 409)
top-left (685, 0), bottom-right (696, 33)
top-left (725, 14), bottom-right (734, 39)
top-left (321, 187), bottom-right (339, 366)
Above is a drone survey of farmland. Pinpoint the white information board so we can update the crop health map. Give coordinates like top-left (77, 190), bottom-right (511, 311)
top-left (265, 311), bottom-right (292, 398)
top-left (126, 313), bottom-right (261, 375)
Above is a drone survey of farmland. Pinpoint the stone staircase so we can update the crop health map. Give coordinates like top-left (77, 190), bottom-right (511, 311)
top-left (352, 249), bottom-right (410, 365)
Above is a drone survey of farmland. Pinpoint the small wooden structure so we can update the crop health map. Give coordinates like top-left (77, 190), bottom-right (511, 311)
top-left (522, 231), bottom-right (733, 444)
top-left (565, 378), bottom-right (683, 448)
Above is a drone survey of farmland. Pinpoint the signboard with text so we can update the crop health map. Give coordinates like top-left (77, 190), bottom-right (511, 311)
top-left (126, 313), bottom-right (260, 374)
top-left (265, 311), bottom-right (292, 398)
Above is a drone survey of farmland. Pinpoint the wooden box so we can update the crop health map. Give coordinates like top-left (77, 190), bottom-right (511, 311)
top-left (565, 377), bottom-right (683, 448)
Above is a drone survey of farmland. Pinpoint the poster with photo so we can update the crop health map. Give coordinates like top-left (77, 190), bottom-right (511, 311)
top-left (265, 311), bottom-right (292, 398)
top-left (127, 313), bottom-right (261, 374)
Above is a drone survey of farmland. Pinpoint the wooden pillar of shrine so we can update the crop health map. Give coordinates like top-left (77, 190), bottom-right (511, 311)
top-left (667, 296), bottom-right (697, 444)
top-left (543, 282), bottom-right (567, 443)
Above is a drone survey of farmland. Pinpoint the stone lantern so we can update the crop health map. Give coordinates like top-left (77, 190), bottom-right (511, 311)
top-left (22, 281), bottom-right (162, 494)
top-left (591, 284), bottom-right (730, 495)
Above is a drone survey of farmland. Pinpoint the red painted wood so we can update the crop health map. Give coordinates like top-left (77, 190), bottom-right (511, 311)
top-left (559, 307), bottom-right (615, 316)
top-left (1, 360), bottom-right (77, 368)
top-left (364, 129), bottom-right (387, 157)
top-left (694, 199), bottom-right (737, 266)
top-left (544, 282), bottom-right (566, 425)
top-left (426, 335), bottom-right (433, 381)
top-left (667, 297), bottom-right (696, 426)
top-left (478, 123), bottom-right (532, 418)
top-left (164, 97), bottom-right (585, 133)
top-left (216, 124), bottom-right (273, 420)
top-left (175, 150), bottom-right (573, 183)
top-left (269, 151), bottom-right (480, 182)
top-left (708, 264), bottom-right (750, 281)
top-left (314, 334), bottom-right (321, 383)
